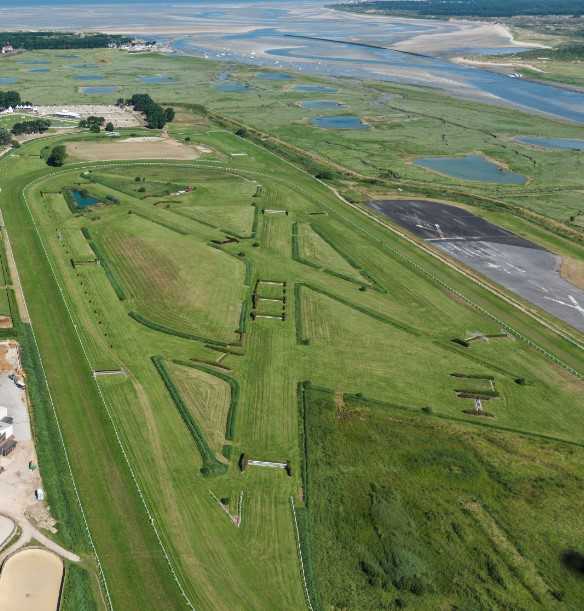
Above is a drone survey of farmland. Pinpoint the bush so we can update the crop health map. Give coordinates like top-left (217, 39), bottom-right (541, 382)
top-left (47, 145), bottom-right (67, 167)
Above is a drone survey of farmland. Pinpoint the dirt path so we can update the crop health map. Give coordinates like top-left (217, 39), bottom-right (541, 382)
top-left (0, 512), bottom-right (79, 564)
top-left (0, 209), bottom-right (30, 323)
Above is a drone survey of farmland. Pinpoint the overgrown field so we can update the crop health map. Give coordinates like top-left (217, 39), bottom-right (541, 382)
top-left (0, 95), bottom-right (583, 610)
top-left (299, 385), bottom-right (584, 610)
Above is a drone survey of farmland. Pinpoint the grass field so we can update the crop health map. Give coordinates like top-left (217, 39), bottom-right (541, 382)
top-left (0, 48), bottom-right (583, 611)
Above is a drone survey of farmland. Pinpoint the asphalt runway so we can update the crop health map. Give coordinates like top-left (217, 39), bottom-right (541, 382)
top-left (369, 199), bottom-right (584, 333)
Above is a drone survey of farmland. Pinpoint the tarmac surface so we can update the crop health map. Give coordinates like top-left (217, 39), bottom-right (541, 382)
top-left (369, 199), bottom-right (584, 333)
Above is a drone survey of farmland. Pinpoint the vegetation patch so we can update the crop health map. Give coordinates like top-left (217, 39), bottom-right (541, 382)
top-left (299, 385), bottom-right (584, 609)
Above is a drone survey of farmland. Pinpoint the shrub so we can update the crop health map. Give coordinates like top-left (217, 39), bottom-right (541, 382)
top-left (47, 145), bottom-right (67, 167)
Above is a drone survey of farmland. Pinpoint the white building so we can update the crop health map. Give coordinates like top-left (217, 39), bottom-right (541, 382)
top-left (1, 44), bottom-right (14, 55)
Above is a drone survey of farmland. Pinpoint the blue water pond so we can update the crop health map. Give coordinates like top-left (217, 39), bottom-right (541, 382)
top-left (312, 115), bottom-right (367, 129)
top-left (302, 100), bottom-right (344, 109)
top-left (515, 136), bottom-right (584, 151)
top-left (80, 86), bottom-right (118, 95)
top-left (71, 190), bottom-right (101, 208)
top-left (0, 77), bottom-right (17, 85)
top-left (74, 74), bottom-right (105, 81)
top-left (215, 81), bottom-right (249, 92)
top-left (414, 155), bottom-right (526, 184)
top-left (256, 71), bottom-right (292, 81)
top-left (140, 74), bottom-right (175, 84)
top-left (295, 84), bottom-right (337, 94)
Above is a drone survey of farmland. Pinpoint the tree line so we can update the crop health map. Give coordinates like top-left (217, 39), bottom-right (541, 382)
top-left (0, 91), bottom-right (27, 111)
top-left (11, 118), bottom-right (51, 136)
top-left (120, 94), bottom-right (175, 129)
top-left (1, 31), bottom-right (131, 50)
top-left (332, 0), bottom-right (584, 17)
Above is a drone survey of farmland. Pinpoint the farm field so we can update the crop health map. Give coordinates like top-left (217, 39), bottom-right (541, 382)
top-left (0, 49), bottom-right (583, 611)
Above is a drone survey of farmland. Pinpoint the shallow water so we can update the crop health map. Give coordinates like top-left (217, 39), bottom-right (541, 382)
top-left (29, 67), bottom-right (49, 73)
top-left (515, 136), bottom-right (584, 151)
top-left (0, 77), bottom-right (17, 84)
top-left (302, 99), bottom-right (344, 109)
top-left (80, 85), bottom-right (118, 94)
top-left (414, 155), bottom-right (526, 184)
top-left (312, 115), bottom-right (366, 129)
top-left (140, 74), bottom-right (175, 84)
top-left (215, 81), bottom-right (249, 92)
top-left (73, 74), bottom-right (105, 81)
top-left (295, 84), bottom-right (337, 93)
top-left (71, 190), bottom-right (101, 208)
top-left (256, 71), bottom-right (292, 80)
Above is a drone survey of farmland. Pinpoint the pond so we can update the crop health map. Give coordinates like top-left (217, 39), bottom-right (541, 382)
top-left (301, 100), bottom-right (345, 109)
top-left (414, 155), bottom-right (526, 184)
top-left (73, 74), bottom-right (105, 81)
top-left (295, 84), bottom-right (337, 93)
top-left (16, 59), bottom-right (49, 65)
top-left (0, 77), bottom-right (17, 85)
top-left (215, 81), bottom-right (249, 92)
top-left (312, 115), bottom-right (367, 129)
top-left (515, 136), bottom-right (584, 151)
top-left (72, 63), bottom-right (99, 69)
top-left (71, 190), bottom-right (101, 208)
top-left (140, 74), bottom-right (175, 84)
top-left (29, 67), bottom-right (49, 73)
top-left (80, 86), bottom-right (119, 95)
top-left (256, 71), bottom-right (292, 81)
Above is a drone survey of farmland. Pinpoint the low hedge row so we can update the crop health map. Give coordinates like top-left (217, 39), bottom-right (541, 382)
top-left (455, 388), bottom-right (499, 398)
top-left (238, 298), bottom-right (250, 336)
top-left (128, 311), bottom-right (228, 347)
top-left (294, 284), bottom-right (310, 345)
top-left (222, 444), bottom-right (233, 460)
top-left (151, 356), bottom-right (227, 477)
top-left (81, 228), bottom-right (126, 301)
top-left (0, 235), bottom-right (11, 286)
top-left (291, 223), bottom-right (321, 270)
top-left (130, 210), bottom-right (190, 236)
top-left (300, 282), bottom-right (422, 337)
top-left (173, 359), bottom-right (240, 441)
top-left (294, 382), bottom-right (324, 610)
top-left (310, 224), bottom-right (386, 293)
top-left (450, 372), bottom-right (495, 380)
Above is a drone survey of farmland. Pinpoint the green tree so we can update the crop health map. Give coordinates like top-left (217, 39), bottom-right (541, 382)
top-left (105, 122), bottom-right (114, 132)
top-left (47, 145), bottom-right (67, 167)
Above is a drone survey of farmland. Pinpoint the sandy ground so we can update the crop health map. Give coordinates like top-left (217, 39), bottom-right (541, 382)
top-left (394, 22), bottom-right (545, 54)
top-left (0, 516), bottom-right (14, 551)
top-left (67, 136), bottom-right (201, 161)
top-left (452, 57), bottom-right (545, 73)
top-left (0, 548), bottom-right (63, 611)
top-left (561, 256), bottom-right (584, 290)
